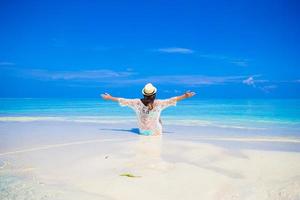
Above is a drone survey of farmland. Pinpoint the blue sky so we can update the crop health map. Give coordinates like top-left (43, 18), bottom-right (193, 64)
top-left (0, 0), bottom-right (299, 98)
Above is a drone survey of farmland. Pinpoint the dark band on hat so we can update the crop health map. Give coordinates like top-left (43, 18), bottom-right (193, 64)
top-left (143, 89), bottom-right (156, 96)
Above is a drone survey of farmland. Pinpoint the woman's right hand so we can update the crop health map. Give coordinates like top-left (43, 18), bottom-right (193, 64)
top-left (101, 93), bottom-right (112, 100)
top-left (184, 90), bottom-right (196, 98)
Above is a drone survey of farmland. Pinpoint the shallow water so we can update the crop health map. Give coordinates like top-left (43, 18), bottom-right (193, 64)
top-left (0, 98), bottom-right (300, 134)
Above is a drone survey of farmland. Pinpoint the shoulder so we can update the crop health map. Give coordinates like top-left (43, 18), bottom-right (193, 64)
top-left (132, 98), bottom-right (141, 102)
top-left (155, 97), bottom-right (177, 107)
top-left (118, 98), bottom-right (141, 107)
top-left (155, 97), bottom-right (177, 102)
top-left (119, 98), bottom-right (140, 101)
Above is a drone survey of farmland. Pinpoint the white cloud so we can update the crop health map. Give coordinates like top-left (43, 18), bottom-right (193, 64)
top-left (2, 66), bottom-right (286, 95)
top-left (101, 75), bottom-right (250, 87)
top-left (157, 47), bottom-right (194, 54)
top-left (199, 54), bottom-right (228, 60)
top-left (17, 68), bottom-right (254, 87)
top-left (243, 76), bottom-right (255, 86)
top-left (242, 75), bottom-right (268, 86)
top-left (261, 85), bottom-right (277, 93)
top-left (23, 69), bottom-right (135, 80)
top-left (243, 76), bottom-right (277, 93)
top-left (0, 62), bottom-right (15, 66)
top-left (230, 60), bottom-right (248, 67)
top-left (199, 54), bottom-right (249, 67)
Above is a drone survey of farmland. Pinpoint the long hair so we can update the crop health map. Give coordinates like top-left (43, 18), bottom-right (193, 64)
top-left (141, 94), bottom-right (156, 110)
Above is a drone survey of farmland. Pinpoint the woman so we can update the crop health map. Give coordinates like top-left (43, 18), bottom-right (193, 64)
top-left (101, 83), bottom-right (196, 136)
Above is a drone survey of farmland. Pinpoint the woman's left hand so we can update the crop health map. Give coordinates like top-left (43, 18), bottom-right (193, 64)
top-left (101, 93), bottom-right (112, 100)
top-left (184, 90), bottom-right (196, 98)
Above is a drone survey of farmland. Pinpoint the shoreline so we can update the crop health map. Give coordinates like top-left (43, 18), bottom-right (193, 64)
top-left (0, 115), bottom-right (299, 133)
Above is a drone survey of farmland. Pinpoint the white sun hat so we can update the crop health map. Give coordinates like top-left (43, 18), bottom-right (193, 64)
top-left (142, 83), bottom-right (157, 96)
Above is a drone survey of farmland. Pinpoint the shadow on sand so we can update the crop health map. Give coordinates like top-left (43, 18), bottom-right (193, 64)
top-left (99, 128), bottom-right (140, 135)
top-left (99, 128), bottom-right (174, 135)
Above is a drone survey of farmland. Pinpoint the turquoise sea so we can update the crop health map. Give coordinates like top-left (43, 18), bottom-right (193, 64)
top-left (0, 98), bottom-right (300, 135)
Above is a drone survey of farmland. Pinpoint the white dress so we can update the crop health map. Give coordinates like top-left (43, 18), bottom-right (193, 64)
top-left (118, 97), bottom-right (177, 135)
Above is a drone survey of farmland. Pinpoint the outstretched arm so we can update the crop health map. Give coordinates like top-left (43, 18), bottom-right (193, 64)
top-left (158, 91), bottom-right (196, 110)
top-left (101, 93), bottom-right (138, 109)
top-left (101, 93), bottom-right (120, 102)
top-left (175, 91), bottom-right (196, 101)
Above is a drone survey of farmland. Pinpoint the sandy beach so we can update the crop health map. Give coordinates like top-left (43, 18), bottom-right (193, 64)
top-left (0, 120), bottom-right (300, 200)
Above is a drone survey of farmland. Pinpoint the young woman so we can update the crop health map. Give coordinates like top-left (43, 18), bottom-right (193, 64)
top-left (101, 83), bottom-right (196, 136)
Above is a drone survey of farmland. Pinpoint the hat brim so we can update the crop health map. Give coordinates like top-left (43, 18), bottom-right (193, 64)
top-left (142, 88), bottom-right (157, 96)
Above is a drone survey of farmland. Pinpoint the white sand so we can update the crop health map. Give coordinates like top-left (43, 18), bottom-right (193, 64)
top-left (1, 121), bottom-right (300, 200)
